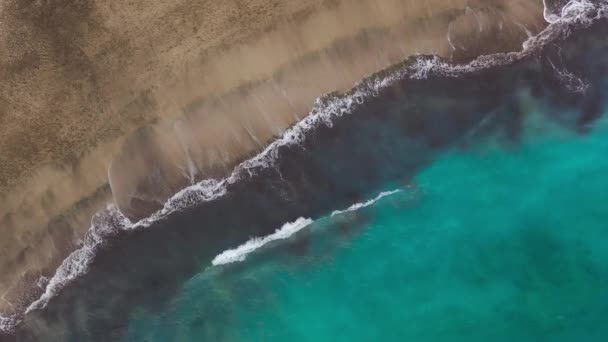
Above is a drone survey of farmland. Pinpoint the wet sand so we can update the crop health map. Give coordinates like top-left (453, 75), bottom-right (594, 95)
top-left (0, 0), bottom-right (545, 315)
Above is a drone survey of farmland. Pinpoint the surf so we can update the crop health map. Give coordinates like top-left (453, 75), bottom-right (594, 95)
top-left (212, 217), bottom-right (315, 266)
top-left (212, 188), bottom-right (402, 266)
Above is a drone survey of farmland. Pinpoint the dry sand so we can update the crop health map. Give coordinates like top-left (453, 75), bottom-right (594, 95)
top-left (0, 0), bottom-right (545, 314)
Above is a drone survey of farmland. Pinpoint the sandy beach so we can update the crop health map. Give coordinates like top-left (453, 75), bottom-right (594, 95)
top-left (0, 0), bottom-right (545, 315)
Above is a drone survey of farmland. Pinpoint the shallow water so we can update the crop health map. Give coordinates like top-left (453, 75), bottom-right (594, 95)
top-left (126, 116), bottom-right (608, 341)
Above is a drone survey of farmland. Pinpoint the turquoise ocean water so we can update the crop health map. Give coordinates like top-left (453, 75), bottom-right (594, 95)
top-left (126, 113), bottom-right (608, 341)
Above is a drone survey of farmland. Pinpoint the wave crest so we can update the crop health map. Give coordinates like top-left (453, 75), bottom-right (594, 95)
top-left (212, 217), bottom-right (314, 266)
top-left (331, 190), bottom-right (402, 217)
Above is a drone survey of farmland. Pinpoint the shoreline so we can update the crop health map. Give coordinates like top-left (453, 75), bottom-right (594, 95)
top-left (8, 2), bottom-right (608, 336)
top-left (0, 0), bottom-right (550, 334)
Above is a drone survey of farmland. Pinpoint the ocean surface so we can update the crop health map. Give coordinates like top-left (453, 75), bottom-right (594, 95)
top-left (127, 115), bottom-right (608, 342)
top-left (4, 1), bottom-right (608, 341)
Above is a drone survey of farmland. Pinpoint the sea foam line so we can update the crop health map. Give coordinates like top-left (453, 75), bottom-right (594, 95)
top-left (331, 190), bottom-right (402, 217)
top-left (4, 0), bottom-right (607, 335)
top-left (212, 217), bottom-right (314, 266)
top-left (0, 314), bottom-right (19, 335)
top-left (213, 188), bottom-right (402, 266)
top-left (20, 56), bottom-right (387, 319)
top-left (25, 205), bottom-right (132, 315)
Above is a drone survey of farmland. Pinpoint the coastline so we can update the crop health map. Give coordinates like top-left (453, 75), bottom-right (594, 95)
top-left (9, 3), bottom-right (608, 337)
top-left (0, 0), bottom-right (548, 333)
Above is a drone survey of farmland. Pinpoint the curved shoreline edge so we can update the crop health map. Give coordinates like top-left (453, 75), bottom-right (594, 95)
top-left (0, 0), bottom-right (545, 313)
top-left (2, 0), bottom-right (607, 336)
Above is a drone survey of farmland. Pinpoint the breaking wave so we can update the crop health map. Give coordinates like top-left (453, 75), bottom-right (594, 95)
top-left (212, 188), bottom-right (402, 266)
top-left (212, 217), bottom-right (314, 266)
top-left (331, 190), bottom-right (402, 217)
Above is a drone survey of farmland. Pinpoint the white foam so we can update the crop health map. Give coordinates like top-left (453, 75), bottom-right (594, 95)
top-left (546, 55), bottom-right (591, 93)
top-left (212, 217), bottom-right (314, 266)
top-left (25, 205), bottom-right (131, 314)
top-left (6, 0), bottom-right (607, 334)
top-left (543, 0), bottom-right (601, 23)
top-left (212, 188), bottom-right (402, 266)
top-left (544, 0), bottom-right (563, 23)
top-left (0, 314), bottom-right (20, 335)
top-left (410, 0), bottom-right (608, 82)
top-left (19, 64), bottom-right (391, 319)
top-left (562, 0), bottom-right (604, 24)
top-left (331, 190), bottom-right (402, 217)
top-left (527, 0), bottom-right (607, 50)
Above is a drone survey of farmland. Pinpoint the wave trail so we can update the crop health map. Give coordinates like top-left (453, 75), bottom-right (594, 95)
top-left (213, 189), bottom-right (402, 266)
top-left (212, 217), bottom-right (314, 266)
top-left (331, 190), bottom-right (402, 217)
